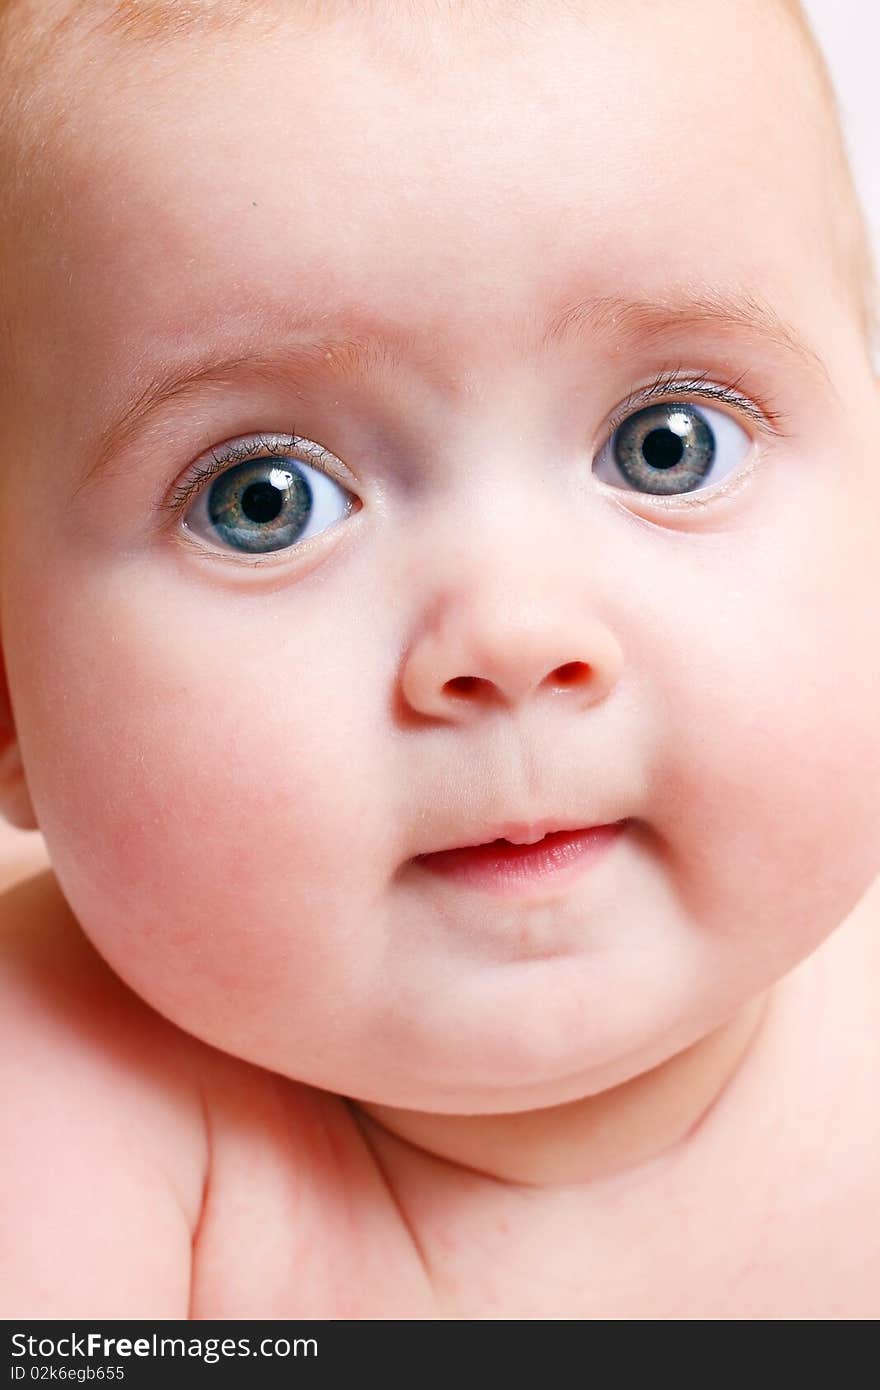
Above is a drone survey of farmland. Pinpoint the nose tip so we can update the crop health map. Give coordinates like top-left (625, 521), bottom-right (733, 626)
top-left (401, 618), bottom-right (623, 722)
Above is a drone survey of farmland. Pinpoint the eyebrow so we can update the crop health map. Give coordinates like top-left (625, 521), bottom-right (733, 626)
top-left (77, 327), bottom-right (427, 496)
top-left (542, 288), bottom-right (828, 378)
top-left (79, 287), bottom-right (829, 494)
top-left (60, 0), bottom-right (284, 46)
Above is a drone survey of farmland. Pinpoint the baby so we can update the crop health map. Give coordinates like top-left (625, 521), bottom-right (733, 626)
top-left (0, 0), bottom-right (878, 1319)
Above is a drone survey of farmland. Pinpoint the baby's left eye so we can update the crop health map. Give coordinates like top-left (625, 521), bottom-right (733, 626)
top-left (182, 454), bottom-right (355, 555)
top-left (594, 402), bottom-right (751, 497)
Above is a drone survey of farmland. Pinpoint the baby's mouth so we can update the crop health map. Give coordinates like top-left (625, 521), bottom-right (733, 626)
top-left (413, 823), bottom-right (626, 897)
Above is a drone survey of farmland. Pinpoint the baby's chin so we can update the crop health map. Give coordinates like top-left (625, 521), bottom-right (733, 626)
top-left (164, 945), bottom-right (763, 1117)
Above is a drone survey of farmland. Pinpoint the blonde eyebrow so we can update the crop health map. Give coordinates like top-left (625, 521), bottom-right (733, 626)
top-left (76, 327), bottom-right (422, 497)
top-left (541, 288), bottom-right (830, 382)
top-left (79, 286), bottom-right (830, 495)
top-left (90, 0), bottom-right (281, 44)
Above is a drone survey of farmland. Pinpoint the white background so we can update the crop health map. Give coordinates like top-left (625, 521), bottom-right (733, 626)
top-left (803, 0), bottom-right (879, 294)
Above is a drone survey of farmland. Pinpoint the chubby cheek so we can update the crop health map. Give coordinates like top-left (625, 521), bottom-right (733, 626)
top-left (645, 480), bottom-right (880, 976)
top-left (15, 560), bottom-right (394, 1062)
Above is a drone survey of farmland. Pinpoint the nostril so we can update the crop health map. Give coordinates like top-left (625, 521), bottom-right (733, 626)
top-left (444, 675), bottom-right (487, 697)
top-left (552, 661), bottom-right (591, 687)
top-left (444, 666), bottom-right (591, 701)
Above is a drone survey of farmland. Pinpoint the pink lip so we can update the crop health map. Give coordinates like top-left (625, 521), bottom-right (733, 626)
top-left (414, 823), bottom-right (624, 897)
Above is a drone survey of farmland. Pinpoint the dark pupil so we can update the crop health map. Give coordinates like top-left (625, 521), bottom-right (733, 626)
top-left (642, 428), bottom-right (684, 471)
top-left (241, 480), bottom-right (284, 523)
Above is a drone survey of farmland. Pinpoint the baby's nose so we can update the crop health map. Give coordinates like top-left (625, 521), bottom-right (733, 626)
top-left (399, 601), bottom-right (623, 722)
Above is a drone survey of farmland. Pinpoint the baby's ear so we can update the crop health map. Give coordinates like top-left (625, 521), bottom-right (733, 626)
top-left (0, 646), bottom-right (38, 830)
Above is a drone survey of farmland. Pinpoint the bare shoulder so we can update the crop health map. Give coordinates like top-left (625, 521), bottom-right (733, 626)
top-left (759, 880), bottom-right (880, 1313)
top-left (0, 870), bottom-right (434, 1318)
top-left (0, 868), bottom-right (209, 1188)
top-left (0, 870), bottom-right (210, 1316)
top-left (190, 1053), bottom-right (437, 1318)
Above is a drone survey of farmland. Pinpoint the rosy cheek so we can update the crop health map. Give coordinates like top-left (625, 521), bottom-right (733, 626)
top-left (642, 493), bottom-right (880, 958)
top-left (16, 573), bottom-right (374, 1031)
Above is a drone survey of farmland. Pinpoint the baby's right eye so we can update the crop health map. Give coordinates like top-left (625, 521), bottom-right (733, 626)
top-left (593, 398), bottom-right (753, 499)
top-left (181, 448), bottom-right (357, 556)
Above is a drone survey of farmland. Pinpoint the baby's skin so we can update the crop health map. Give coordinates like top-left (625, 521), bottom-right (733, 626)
top-left (0, 0), bottom-right (879, 1317)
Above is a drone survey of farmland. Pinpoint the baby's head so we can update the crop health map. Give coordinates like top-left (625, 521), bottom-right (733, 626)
top-left (0, 0), bottom-right (877, 1115)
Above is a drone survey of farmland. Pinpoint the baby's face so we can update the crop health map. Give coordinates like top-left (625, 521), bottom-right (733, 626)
top-left (1, 0), bottom-right (878, 1112)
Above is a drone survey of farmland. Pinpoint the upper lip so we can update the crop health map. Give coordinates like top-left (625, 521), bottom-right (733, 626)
top-left (417, 817), bottom-right (613, 856)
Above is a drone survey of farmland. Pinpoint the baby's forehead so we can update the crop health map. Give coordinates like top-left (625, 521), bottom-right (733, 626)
top-left (0, 0), bottom-right (835, 63)
top-left (0, 0), bottom-right (844, 201)
top-left (0, 0), bottom-right (872, 359)
top-left (0, 1), bottom-right (839, 145)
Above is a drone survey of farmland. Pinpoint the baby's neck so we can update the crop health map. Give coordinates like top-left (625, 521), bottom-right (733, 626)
top-left (353, 995), bottom-right (771, 1188)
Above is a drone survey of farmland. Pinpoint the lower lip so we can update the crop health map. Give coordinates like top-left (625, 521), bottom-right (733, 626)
top-left (414, 823), bottom-right (624, 896)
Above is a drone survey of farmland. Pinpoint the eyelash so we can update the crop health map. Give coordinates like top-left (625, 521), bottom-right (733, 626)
top-left (603, 368), bottom-right (786, 441)
top-left (165, 431), bottom-right (322, 512)
top-left (165, 369), bottom-right (784, 514)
